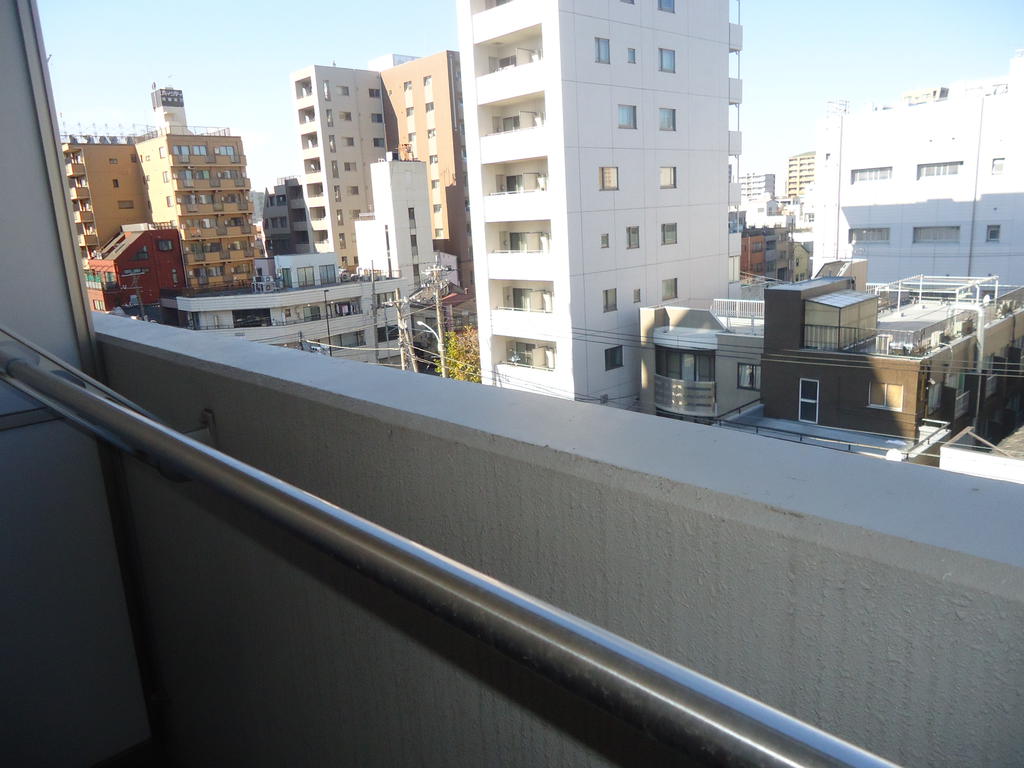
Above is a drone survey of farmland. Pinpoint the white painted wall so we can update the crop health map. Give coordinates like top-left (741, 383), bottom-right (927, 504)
top-left (940, 444), bottom-right (1024, 484)
top-left (814, 53), bottom-right (1024, 282)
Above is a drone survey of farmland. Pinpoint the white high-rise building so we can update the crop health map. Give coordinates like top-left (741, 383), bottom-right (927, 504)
top-left (457, 0), bottom-right (741, 403)
top-left (814, 52), bottom-right (1024, 282)
top-left (739, 172), bottom-right (775, 201)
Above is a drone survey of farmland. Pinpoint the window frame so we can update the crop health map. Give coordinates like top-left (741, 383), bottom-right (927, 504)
top-left (603, 287), bottom-right (617, 313)
top-left (595, 37), bottom-right (611, 64)
top-left (618, 104), bottom-right (638, 130)
top-left (658, 107), bottom-right (677, 132)
top-left (604, 345), bottom-right (624, 371)
top-left (868, 381), bottom-right (904, 411)
top-left (599, 166), bottom-right (619, 191)
top-left (737, 363), bottom-right (761, 391)
top-left (798, 378), bottom-right (819, 423)
top-left (626, 226), bottom-right (640, 249)
top-left (658, 48), bottom-right (676, 73)
top-left (661, 222), bottom-right (677, 245)
top-left (659, 166), bottom-right (677, 189)
top-left (661, 277), bottom-right (677, 301)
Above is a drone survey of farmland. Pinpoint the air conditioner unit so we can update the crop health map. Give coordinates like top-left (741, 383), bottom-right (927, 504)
top-left (930, 330), bottom-right (943, 348)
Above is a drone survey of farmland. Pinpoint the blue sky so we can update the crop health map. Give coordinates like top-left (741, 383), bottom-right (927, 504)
top-left (38, 0), bottom-right (1023, 191)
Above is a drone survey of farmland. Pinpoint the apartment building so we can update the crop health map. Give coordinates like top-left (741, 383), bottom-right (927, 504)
top-left (815, 52), bottom-right (1024, 282)
top-left (262, 177), bottom-right (309, 256)
top-left (83, 225), bottom-right (185, 315)
top-left (379, 51), bottom-right (473, 288)
top-left (786, 150), bottom-right (815, 198)
top-left (458, 0), bottom-right (742, 403)
top-left (61, 137), bottom-right (149, 262)
top-left (134, 87), bottom-right (256, 290)
top-left (739, 171), bottom-right (775, 201)
top-left (290, 65), bottom-right (387, 262)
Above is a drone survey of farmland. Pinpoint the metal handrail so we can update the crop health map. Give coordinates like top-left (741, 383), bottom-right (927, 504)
top-left (0, 340), bottom-right (900, 768)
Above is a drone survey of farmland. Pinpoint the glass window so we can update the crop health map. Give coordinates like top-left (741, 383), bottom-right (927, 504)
top-left (659, 48), bottom-right (675, 73)
top-left (599, 166), bottom-right (619, 190)
top-left (626, 226), bottom-right (639, 249)
top-left (737, 363), bottom-right (761, 390)
top-left (618, 104), bottom-right (637, 129)
top-left (626, 48), bottom-right (637, 64)
top-left (661, 277), bottom-right (677, 300)
top-left (600, 233), bottom-right (610, 248)
top-left (661, 222), bottom-right (677, 245)
top-left (156, 239), bottom-right (173, 251)
top-left (605, 346), bottom-right (623, 370)
top-left (296, 266), bottom-right (315, 287)
top-left (913, 226), bottom-right (960, 243)
top-left (603, 288), bottom-right (617, 312)
top-left (595, 37), bottom-right (610, 64)
top-left (658, 0), bottom-right (675, 11)
top-left (659, 166), bottom-right (677, 188)
top-left (799, 378), bottom-right (819, 423)
top-left (869, 382), bottom-right (903, 411)
top-left (851, 167), bottom-right (892, 183)
top-left (986, 224), bottom-right (1001, 242)
top-left (917, 161), bottom-right (962, 179)
top-left (992, 157), bottom-right (1005, 175)
top-left (633, 288), bottom-right (641, 303)
top-left (659, 108), bottom-right (677, 131)
top-left (849, 227), bottom-right (890, 243)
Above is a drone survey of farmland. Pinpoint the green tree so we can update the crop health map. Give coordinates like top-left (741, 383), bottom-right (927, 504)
top-left (444, 327), bottom-right (481, 383)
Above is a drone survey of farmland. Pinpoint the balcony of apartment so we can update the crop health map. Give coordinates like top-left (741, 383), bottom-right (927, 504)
top-left (728, 182), bottom-right (741, 207)
top-left (485, 222), bottom-right (555, 280)
top-left (6, 313), bottom-right (1024, 768)
top-left (729, 22), bottom-right (743, 52)
top-left (69, 186), bottom-right (90, 200)
top-left (482, 161), bottom-right (549, 222)
top-left (470, 0), bottom-right (543, 45)
top-left (300, 132), bottom-right (320, 157)
top-left (65, 161), bottom-right (86, 176)
top-left (729, 78), bottom-right (743, 106)
top-left (474, 27), bottom-right (545, 106)
top-left (654, 375), bottom-right (717, 417)
top-left (77, 232), bottom-right (98, 247)
top-left (493, 333), bottom-right (557, 379)
top-left (489, 280), bottom-right (555, 338)
top-left (298, 106), bottom-right (317, 126)
top-left (303, 158), bottom-right (323, 177)
top-left (73, 209), bottom-right (94, 224)
top-left (478, 99), bottom-right (547, 164)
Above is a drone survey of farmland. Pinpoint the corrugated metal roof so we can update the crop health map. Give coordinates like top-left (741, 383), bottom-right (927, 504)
top-left (807, 290), bottom-right (877, 308)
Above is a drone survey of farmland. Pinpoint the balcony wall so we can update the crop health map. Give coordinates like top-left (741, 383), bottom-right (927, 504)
top-left (478, 125), bottom-right (548, 165)
top-left (475, 60), bottom-right (546, 106)
top-left (483, 190), bottom-right (551, 222)
top-left (471, 0), bottom-right (544, 45)
top-left (88, 315), bottom-right (1024, 768)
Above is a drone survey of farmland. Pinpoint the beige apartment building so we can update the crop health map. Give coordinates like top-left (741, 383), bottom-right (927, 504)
top-left (291, 65), bottom-right (387, 265)
top-left (135, 88), bottom-right (255, 289)
top-left (786, 150), bottom-right (815, 198)
top-left (380, 51), bottom-right (471, 287)
top-left (62, 139), bottom-right (149, 262)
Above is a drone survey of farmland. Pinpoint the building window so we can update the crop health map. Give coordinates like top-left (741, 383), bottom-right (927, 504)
top-left (429, 155), bottom-right (439, 164)
top-left (658, 0), bottom-right (675, 11)
top-left (605, 346), bottom-right (623, 370)
top-left (659, 108), bottom-right (676, 131)
top-left (368, 88), bottom-right (380, 98)
top-left (917, 161), bottom-right (962, 179)
top-left (659, 166), bottom-right (677, 188)
top-left (408, 132), bottom-right (416, 143)
top-left (618, 104), bottom-right (637, 129)
top-left (92, 299), bottom-right (105, 310)
top-left (423, 75), bottom-right (432, 87)
top-left (658, 48), bottom-right (676, 73)
top-left (431, 179), bottom-right (439, 189)
top-left (851, 167), bottom-right (892, 183)
top-left (340, 112), bottom-right (352, 121)
top-left (108, 157), bottom-right (118, 164)
top-left (427, 128), bottom-right (436, 138)
top-left (158, 147), bottom-right (167, 158)
top-left (371, 113), bottom-right (383, 123)
top-left (373, 138), bottom-right (385, 148)
top-left (660, 223), bottom-right (677, 245)
top-left (600, 233), bottom-right (610, 248)
top-left (320, 264), bottom-right (337, 285)
top-left (849, 227), bottom-right (890, 243)
top-left (656, 349), bottom-right (714, 382)
top-left (406, 107), bottom-right (415, 117)
top-left (348, 186), bottom-right (359, 195)
top-left (661, 277), bottom-right (677, 300)
top-left (165, 196), bottom-right (172, 207)
top-left (869, 382), bottom-right (903, 411)
top-left (633, 288), bottom-right (641, 303)
top-left (117, 200), bottom-right (134, 209)
top-left (737, 363), bottom-right (761, 391)
top-left (603, 288), bottom-right (617, 312)
top-left (595, 37), bottom-right (610, 64)
top-left (799, 378), bottom-right (819, 423)
top-left (992, 157), bottom-right (1005, 175)
top-left (112, 178), bottom-right (120, 188)
top-left (627, 48), bottom-right (637, 64)
top-left (987, 224), bottom-right (1001, 242)
top-left (599, 166), bottom-right (619, 190)
top-left (156, 239), bottom-right (173, 251)
top-left (913, 226), bottom-right (960, 243)
top-left (403, 81), bottom-right (412, 92)
top-left (626, 226), bottom-right (640, 249)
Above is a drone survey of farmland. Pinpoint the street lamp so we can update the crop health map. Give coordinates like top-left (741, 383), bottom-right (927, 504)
top-left (323, 289), bottom-right (333, 357)
top-left (416, 321), bottom-right (447, 378)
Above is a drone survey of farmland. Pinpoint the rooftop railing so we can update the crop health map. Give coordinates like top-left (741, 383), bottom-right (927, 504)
top-left (0, 330), bottom-right (899, 768)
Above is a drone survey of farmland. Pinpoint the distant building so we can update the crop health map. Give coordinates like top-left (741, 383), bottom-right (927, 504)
top-left (83, 225), bottom-right (185, 315)
top-left (262, 177), bottom-right (308, 256)
top-left (61, 138), bottom-right (149, 262)
top-left (739, 172), bottom-right (775, 201)
top-left (814, 53), bottom-right (1024, 282)
top-left (379, 51), bottom-right (472, 288)
top-left (786, 151), bottom-right (815, 198)
top-left (134, 86), bottom-right (256, 290)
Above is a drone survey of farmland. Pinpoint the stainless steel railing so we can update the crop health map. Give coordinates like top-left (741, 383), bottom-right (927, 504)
top-left (0, 333), bottom-right (900, 768)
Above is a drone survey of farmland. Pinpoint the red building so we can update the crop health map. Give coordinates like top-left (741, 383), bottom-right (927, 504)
top-left (83, 226), bottom-right (185, 315)
top-left (740, 232), bottom-right (766, 276)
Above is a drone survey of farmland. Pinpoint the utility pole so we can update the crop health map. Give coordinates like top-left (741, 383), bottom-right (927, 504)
top-left (323, 289), bottom-right (333, 356)
top-left (369, 262), bottom-right (380, 363)
top-left (389, 288), bottom-right (417, 372)
top-left (424, 255), bottom-right (449, 378)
